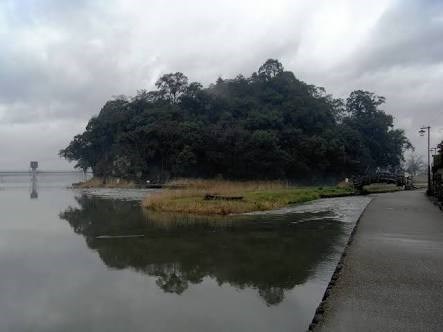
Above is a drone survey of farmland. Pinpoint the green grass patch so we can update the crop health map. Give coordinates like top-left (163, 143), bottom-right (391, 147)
top-left (362, 183), bottom-right (403, 194)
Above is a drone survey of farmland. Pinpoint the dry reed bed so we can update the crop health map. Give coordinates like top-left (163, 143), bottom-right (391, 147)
top-left (143, 179), bottom-right (352, 215)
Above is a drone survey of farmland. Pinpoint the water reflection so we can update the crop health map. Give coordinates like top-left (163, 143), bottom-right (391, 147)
top-left (30, 173), bottom-right (38, 199)
top-left (60, 195), bottom-right (344, 306)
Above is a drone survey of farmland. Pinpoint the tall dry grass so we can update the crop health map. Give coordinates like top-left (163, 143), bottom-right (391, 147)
top-left (142, 179), bottom-right (351, 215)
top-left (142, 179), bottom-right (290, 215)
top-left (166, 178), bottom-right (287, 194)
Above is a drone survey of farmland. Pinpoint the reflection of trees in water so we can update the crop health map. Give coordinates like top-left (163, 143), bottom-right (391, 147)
top-left (60, 195), bottom-right (343, 306)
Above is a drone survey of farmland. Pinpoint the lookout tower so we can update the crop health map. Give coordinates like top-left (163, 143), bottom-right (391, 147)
top-left (30, 161), bottom-right (38, 177)
top-left (30, 161), bottom-right (38, 172)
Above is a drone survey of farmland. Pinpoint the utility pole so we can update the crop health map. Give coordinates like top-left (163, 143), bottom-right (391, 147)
top-left (419, 126), bottom-right (431, 194)
top-left (430, 147), bottom-right (438, 195)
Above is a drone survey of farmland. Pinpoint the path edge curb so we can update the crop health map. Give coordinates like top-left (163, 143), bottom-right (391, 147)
top-left (307, 198), bottom-right (374, 331)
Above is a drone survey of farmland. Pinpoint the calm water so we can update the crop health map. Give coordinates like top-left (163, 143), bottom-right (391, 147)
top-left (0, 173), bottom-right (371, 332)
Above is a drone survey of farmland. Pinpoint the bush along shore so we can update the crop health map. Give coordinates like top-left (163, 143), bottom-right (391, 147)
top-left (72, 177), bottom-right (407, 215)
top-left (72, 177), bottom-right (138, 189)
top-left (72, 177), bottom-right (184, 189)
top-left (141, 179), bottom-right (354, 215)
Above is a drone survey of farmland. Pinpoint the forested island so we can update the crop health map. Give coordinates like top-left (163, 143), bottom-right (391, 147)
top-left (60, 59), bottom-right (411, 183)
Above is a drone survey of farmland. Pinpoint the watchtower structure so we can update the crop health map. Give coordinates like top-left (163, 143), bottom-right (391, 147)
top-left (30, 161), bottom-right (38, 178)
top-left (30, 161), bottom-right (38, 172)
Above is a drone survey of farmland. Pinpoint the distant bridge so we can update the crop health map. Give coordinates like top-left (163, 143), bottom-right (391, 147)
top-left (352, 172), bottom-right (408, 191)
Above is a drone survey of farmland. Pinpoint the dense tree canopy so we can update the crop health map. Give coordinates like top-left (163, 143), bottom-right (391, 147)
top-left (60, 59), bottom-right (412, 182)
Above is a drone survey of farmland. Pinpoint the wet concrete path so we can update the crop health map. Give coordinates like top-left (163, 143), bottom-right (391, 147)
top-left (314, 190), bottom-right (443, 331)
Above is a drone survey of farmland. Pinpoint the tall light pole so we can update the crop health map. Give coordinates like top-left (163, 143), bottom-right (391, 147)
top-left (430, 147), bottom-right (438, 194)
top-left (419, 126), bottom-right (431, 194)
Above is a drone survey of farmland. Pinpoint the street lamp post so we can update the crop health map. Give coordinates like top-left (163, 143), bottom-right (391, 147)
top-left (419, 126), bottom-right (431, 194)
top-left (430, 147), bottom-right (438, 194)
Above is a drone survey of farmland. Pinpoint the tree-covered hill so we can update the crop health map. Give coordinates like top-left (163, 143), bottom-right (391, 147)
top-left (60, 59), bottom-right (412, 182)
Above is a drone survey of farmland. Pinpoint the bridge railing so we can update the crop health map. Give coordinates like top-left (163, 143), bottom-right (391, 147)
top-left (352, 172), bottom-right (406, 191)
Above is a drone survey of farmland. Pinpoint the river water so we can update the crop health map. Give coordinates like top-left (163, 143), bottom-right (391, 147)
top-left (0, 173), bottom-right (371, 332)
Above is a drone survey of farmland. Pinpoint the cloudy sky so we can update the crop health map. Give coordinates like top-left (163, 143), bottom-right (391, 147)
top-left (0, 0), bottom-right (442, 170)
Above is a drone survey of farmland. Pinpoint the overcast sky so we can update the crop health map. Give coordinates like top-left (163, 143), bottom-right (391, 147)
top-left (0, 0), bottom-right (442, 170)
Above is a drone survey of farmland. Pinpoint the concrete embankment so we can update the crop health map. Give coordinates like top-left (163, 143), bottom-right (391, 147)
top-left (312, 190), bottom-right (443, 331)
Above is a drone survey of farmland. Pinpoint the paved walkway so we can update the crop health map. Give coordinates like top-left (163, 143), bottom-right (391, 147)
top-left (315, 190), bottom-right (443, 331)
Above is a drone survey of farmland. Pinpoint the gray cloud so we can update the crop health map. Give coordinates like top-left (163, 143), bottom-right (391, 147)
top-left (298, 0), bottom-right (443, 155)
top-left (356, 0), bottom-right (443, 71)
top-left (0, 0), bottom-right (442, 169)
